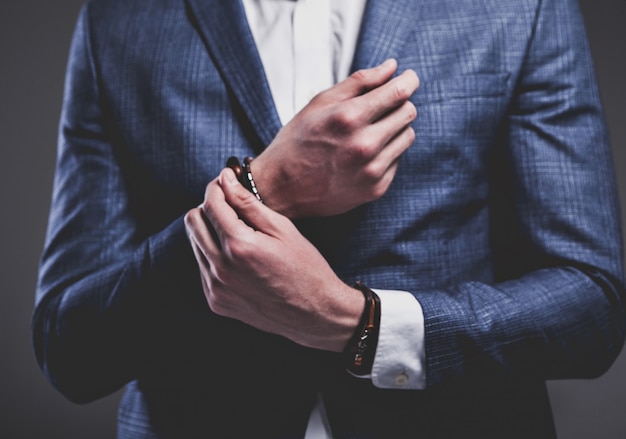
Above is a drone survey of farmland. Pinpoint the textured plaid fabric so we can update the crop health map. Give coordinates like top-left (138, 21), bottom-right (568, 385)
top-left (33, 0), bottom-right (624, 437)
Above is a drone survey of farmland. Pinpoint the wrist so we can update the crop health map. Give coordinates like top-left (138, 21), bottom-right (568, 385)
top-left (309, 281), bottom-right (365, 353)
top-left (343, 281), bottom-right (381, 376)
top-left (249, 153), bottom-right (301, 219)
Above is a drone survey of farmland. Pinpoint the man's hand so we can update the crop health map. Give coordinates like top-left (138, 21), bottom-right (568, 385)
top-left (251, 58), bottom-right (420, 218)
top-left (184, 168), bottom-right (365, 352)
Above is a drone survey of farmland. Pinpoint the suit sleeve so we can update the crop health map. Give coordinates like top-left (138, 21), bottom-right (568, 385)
top-left (32, 5), bottom-right (201, 403)
top-left (414, 0), bottom-right (626, 387)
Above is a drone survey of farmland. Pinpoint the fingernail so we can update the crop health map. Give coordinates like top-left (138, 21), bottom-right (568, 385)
top-left (222, 168), bottom-right (238, 186)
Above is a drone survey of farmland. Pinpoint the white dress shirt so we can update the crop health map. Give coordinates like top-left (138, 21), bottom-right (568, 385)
top-left (242, 1), bottom-right (427, 437)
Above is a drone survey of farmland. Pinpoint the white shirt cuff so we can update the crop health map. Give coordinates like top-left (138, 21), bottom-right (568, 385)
top-left (369, 289), bottom-right (426, 390)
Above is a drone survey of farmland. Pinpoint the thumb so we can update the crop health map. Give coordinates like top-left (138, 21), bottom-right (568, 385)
top-left (219, 168), bottom-right (289, 237)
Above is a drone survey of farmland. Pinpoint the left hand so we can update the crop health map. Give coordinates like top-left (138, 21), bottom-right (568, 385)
top-left (184, 168), bottom-right (365, 352)
top-left (250, 60), bottom-right (419, 219)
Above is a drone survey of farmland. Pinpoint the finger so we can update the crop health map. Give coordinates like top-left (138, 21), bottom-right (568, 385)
top-left (321, 58), bottom-right (398, 102)
top-left (355, 69), bottom-right (420, 123)
top-left (189, 231), bottom-right (210, 269)
top-left (218, 168), bottom-right (291, 238)
top-left (376, 124), bottom-right (416, 168)
top-left (188, 234), bottom-right (220, 307)
top-left (189, 232), bottom-right (220, 286)
top-left (185, 207), bottom-right (223, 261)
top-left (377, 158), bottom-right (401, 196)
top-left (193, 200), bottom-right (223, 251)
top-left (202, 176), bottom-right (256, 246)
top-left (365, 99), bottom-right (417, 150)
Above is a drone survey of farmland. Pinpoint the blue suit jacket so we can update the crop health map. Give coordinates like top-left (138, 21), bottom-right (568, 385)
top-left (33, 0), bottom-right (625, 437)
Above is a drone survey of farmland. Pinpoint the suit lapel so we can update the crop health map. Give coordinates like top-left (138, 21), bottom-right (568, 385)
top-left (184, 0), bottom-right (281, 149)
top-left (352, 0), bottom-right (424, 71)
top-left (184, 0), bottom-right (422, 149)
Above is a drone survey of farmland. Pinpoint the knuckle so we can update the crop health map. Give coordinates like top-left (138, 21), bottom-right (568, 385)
top-left (406, 125), bottom-right (416, 143)
top-left (307, 90), bottom-right (324, 104)
top-left (354, 136), bottom-right (378, 159)
top-left (211, 265), bottom-right (230, 288)
top-left (184, 208), bottom-right (205, 233)
top-left (207, 294), bottom-right (226, 315)
top-left (363, 161), bottom-right (384, 182)
top-left (404, 101), bottom-right (417, 121)
top-left (345, 69), bottom-right (373, 95)
top-left (370, 180), bottom-right (391, 200)
top-left (349, 68), bottom-right (369, 84)
top-left (234, 185), bottom-right (256, 206)
top-left (183, 209), bottom-right (197, 228)
top-left (392, 80), bottom-right (410, 101)
top-left (226, 238), bottom-right (253, 263)
top-left (345, 138), bottom-right (372, 162)
top-left (330, 108), bottom-right (360, 133)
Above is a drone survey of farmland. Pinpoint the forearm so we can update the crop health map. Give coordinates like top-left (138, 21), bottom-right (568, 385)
top-left (32, 216), bottom-right (200, 403)
top-left (416, 264), bottom-right (625, 387)
top-left (364, 263), bottom-right (624, 393)
top-left (31, 4), bottom-right (215, 403)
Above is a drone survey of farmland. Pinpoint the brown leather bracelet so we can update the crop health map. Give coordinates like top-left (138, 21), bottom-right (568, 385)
top-left (344, 281), bottom-right (381, 376)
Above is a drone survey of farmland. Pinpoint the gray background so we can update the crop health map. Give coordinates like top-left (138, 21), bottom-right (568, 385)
top-left (0, 1), bottom-right (624, 437)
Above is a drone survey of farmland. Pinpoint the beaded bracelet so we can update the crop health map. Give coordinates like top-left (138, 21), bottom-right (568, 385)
top-left (344, 281), bottom-right (381, 376)
top-left (225, 156), bottom-right (263, 203)
top-left (242, 157), bottom-right (263, 203)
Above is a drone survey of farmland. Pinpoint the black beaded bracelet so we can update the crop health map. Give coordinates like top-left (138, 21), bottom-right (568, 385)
top-left (242, 157), bottom-right (263, 203)
top-left (344, 281), bottom-right (381, 376)
top-left (225, 156), bottom-right (263, 203)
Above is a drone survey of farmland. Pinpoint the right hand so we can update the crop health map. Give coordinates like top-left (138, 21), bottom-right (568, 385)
top-left (185, 169), bottom-right (365, 352)
top-left (251, 58), bottom-right (420, 219)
